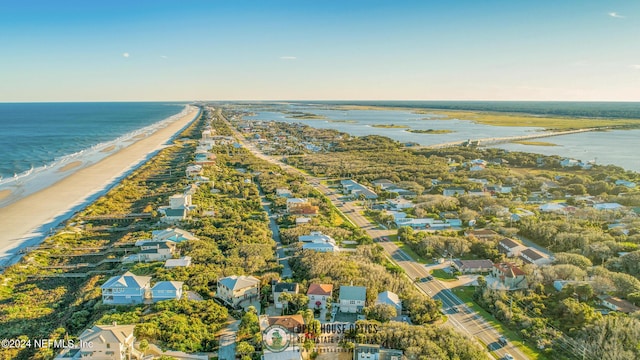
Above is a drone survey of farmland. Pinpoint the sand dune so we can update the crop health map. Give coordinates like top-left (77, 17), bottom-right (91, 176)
top-left (0, 106), bottom-right (199, 268)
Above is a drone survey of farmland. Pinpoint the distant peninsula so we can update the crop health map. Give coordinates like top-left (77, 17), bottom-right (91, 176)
top-left (406, 129), bottom-right (454, 134)
top-left (285, 111), bottom-right (326, 119)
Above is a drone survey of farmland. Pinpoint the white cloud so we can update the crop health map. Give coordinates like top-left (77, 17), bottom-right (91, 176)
top-left (280, 56), bottom-right (297, 60)
top-left (122, 52), bottom-right (130, 58)
top-left (630, 64), bottom-right (640, 70)
top-left (608, 12), bottom-right (625, 18)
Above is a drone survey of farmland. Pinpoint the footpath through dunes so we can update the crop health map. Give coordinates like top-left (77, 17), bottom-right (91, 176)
top-left (0, 106), bottom-right (200, 269)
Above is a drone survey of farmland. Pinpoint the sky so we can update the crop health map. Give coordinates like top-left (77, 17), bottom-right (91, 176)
top-left (1, 0), bottom-right (639, 102)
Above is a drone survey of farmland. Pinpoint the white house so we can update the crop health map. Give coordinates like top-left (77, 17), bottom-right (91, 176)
top-left (593, 203), bottom-right (623, 211)
top-left (519, 248), bottom-right (552, 266)
top-left (443, 187), bottom-right (466, 197)
top-left (273, 282), bottom-right (299, 309)
top-left (55, 324), bottom-right (136, 360)
top-left (152, 281), bottom-right (183, 302)
top-left (299, 231), bottom-right (335, 244)
top-left (152, 228), bottom-right (197, 243)
top-left (598, 295), bottom-right (640, 314)
top-left (387, 198), bottom-right (414, 210)
top-left (170, 193), bottom-right (192, 209)
top-left (185, 164), bottom-right (203, 178)
top-left (353, 344), bottom-right (403, 360)
top-left (339, 285), bottom-right (367, 313)
top-left (276, 188), bottom-right (294, 198)
top-left (217, 275), bottom-right (260, 307)
top-left (164, 256), bottom-right (192, 268)
top-left (302, 242), bottom-right (339, 253)
top-left (124, 241), bottom-right (176, 263)
top-left (498, 238), bottom-right (527, 257)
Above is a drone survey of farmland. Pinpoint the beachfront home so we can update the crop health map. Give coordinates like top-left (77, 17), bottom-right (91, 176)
top-left (162, 208), bottom-right (188, 223)
top-left (307, 283), bottom-right (333, 310)
top-left (273, 282), bottom-right (300, 309)
top-left (152, 227), bottom-right (198, 243)
top-left (276, 188), bottom-right (294, 198)
top-left (372, 179), bottom-right (397, 190)
top-left (151, 281), bottom-right (184, 302)
top-left (101, 272), bottom-right (151, 305)
top-left (164, 256), bottom-right (192, 268)
top-left (185, 164), bottom-right (203, 179)
top-left (125, 240), bottom-right (176, 263)
top-left (339, 286), bottom-right (367, 313)
top-left (375, 291), bottom-right (402, 314)
top-left (170, 193), bottom-right (192, 209)
top-left (217, 275), bottom-right (260, 307)
top-left (55, 324), bottom-right (136, 360)
top-left (302, 242), bottom-right (339, 252)
top-left (491, 263), bottom-right (528, 290)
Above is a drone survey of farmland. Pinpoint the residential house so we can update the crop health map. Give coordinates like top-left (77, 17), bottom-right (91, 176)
top-left (539, 203), bottom-right (567, 213)
top-left (152, 227), bottom-right (198, 243)
top-left (341, 179), bottom-right (378, 199)
top-left (151, 281), bottom-right (184, 302)
top-left (446, 218), bottom-right (463, 227)
top-left (498, 238), bottom-right (527, 257)
top-left (491, 263), bottom-right (528, 290)
top-left (443, 187), bottom-right (466, 197)
top-left (101, 272), bottom-right (151, 305)
top-left (164, 256), bottom-right (192, 268)
top-left (593, 203), bottom-right (624, 211)
top-left (465, 229), bottom-right (499, 241)
top-left (519, 248), bottom-right (552, 266)
top-left (615, 180), bottom-right (636, 189)
top-left (387, 198), bottom-right (414, 210)
top-left (395, 217), bottom-right (450, 230)
top-left (217, 275), bottom-right (260, 307)
top-left (273, 282), bottom-right (300, 309)
top-left (295, 217), bottom-right (312, 226)
top-left (286, 198), bottom-right (312, 213)
top-left (302, 242), bottom-right (339, 252)
top-left (375, 291), bottom-right (402, 314)
top-left (276, 188), bottom-right (294, 198)
top-left (124, 240), bottom-right (176, 263)
top-left (299, 231), bottom-right (334, 244)
top-left (162, 208), bottom-right (188, 223)
top-left (372, 179), bottom-right (396, 190)
top-left (185, 164), bottom-right (203, 178)
top-left (55, 324), bottom-right (136, 360)
top-left (339, 286), bottom-right (367, 313)
top-left (307, 283), bottom-right (333, 310)
top-left (353, 344), bottom-right (404, 360)
top-left (170, 193), bottom-right (192, 209)
top-left (560, 158), bottom-right (580, 167)
top-left (598, 295), bottom-right (640, 314)
top-left (266, 314), bottom-right (305, 332)
top-left (452, 259), bottom-right (494, 274)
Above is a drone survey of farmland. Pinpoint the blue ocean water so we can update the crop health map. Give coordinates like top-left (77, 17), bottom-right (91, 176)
top-left (0, 102), bottom-right (186, 180)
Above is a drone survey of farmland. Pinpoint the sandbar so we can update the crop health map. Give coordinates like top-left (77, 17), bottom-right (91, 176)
top-left (101, 145), bottom-right (116, 153)
top-left (57, 161), bottom-right (82, 173)
top-left (0, 106), bottom-right (199, 268)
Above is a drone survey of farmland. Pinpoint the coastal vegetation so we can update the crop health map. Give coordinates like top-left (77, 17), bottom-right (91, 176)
top-left (370, 124), bottom-right (409, 128)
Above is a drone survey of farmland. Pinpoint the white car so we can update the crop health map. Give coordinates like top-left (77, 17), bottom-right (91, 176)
top-left (502, 354), bottom-right (514, 360)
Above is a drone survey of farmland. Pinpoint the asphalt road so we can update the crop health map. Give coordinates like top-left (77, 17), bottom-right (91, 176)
top-left (221, 111), bottom-right (529, 360)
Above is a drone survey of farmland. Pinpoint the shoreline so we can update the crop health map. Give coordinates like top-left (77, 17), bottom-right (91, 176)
top-left (0, 105), bottom-right (200, 269)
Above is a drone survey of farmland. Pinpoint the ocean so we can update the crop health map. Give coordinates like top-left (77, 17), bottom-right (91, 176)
top-left (241, 101), bottom-right (640, 172)
top-left (0, 102), bottom-right (187, 204)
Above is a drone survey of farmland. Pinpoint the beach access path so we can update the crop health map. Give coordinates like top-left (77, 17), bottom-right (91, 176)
top-left (0, 106), bottom-right (200, 269)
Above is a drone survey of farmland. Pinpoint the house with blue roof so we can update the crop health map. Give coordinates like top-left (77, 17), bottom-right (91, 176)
top-left (101, 272), bottom-right (151, 305)
top-left (151, 281), bottom-right (184, 302)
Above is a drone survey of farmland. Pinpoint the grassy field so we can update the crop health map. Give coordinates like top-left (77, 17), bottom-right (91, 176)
top-left (415, 109), bottom-right (640, 130)
top-left (452, 287), bottom-right (551, 360)
top-left (431, 268), bottom-right (457, 281)
top-left (511, 140), bottom-right (558, 146)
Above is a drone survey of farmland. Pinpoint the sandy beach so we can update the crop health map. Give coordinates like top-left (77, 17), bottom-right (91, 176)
top-left (0, 106), bottom-right (200, 268)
